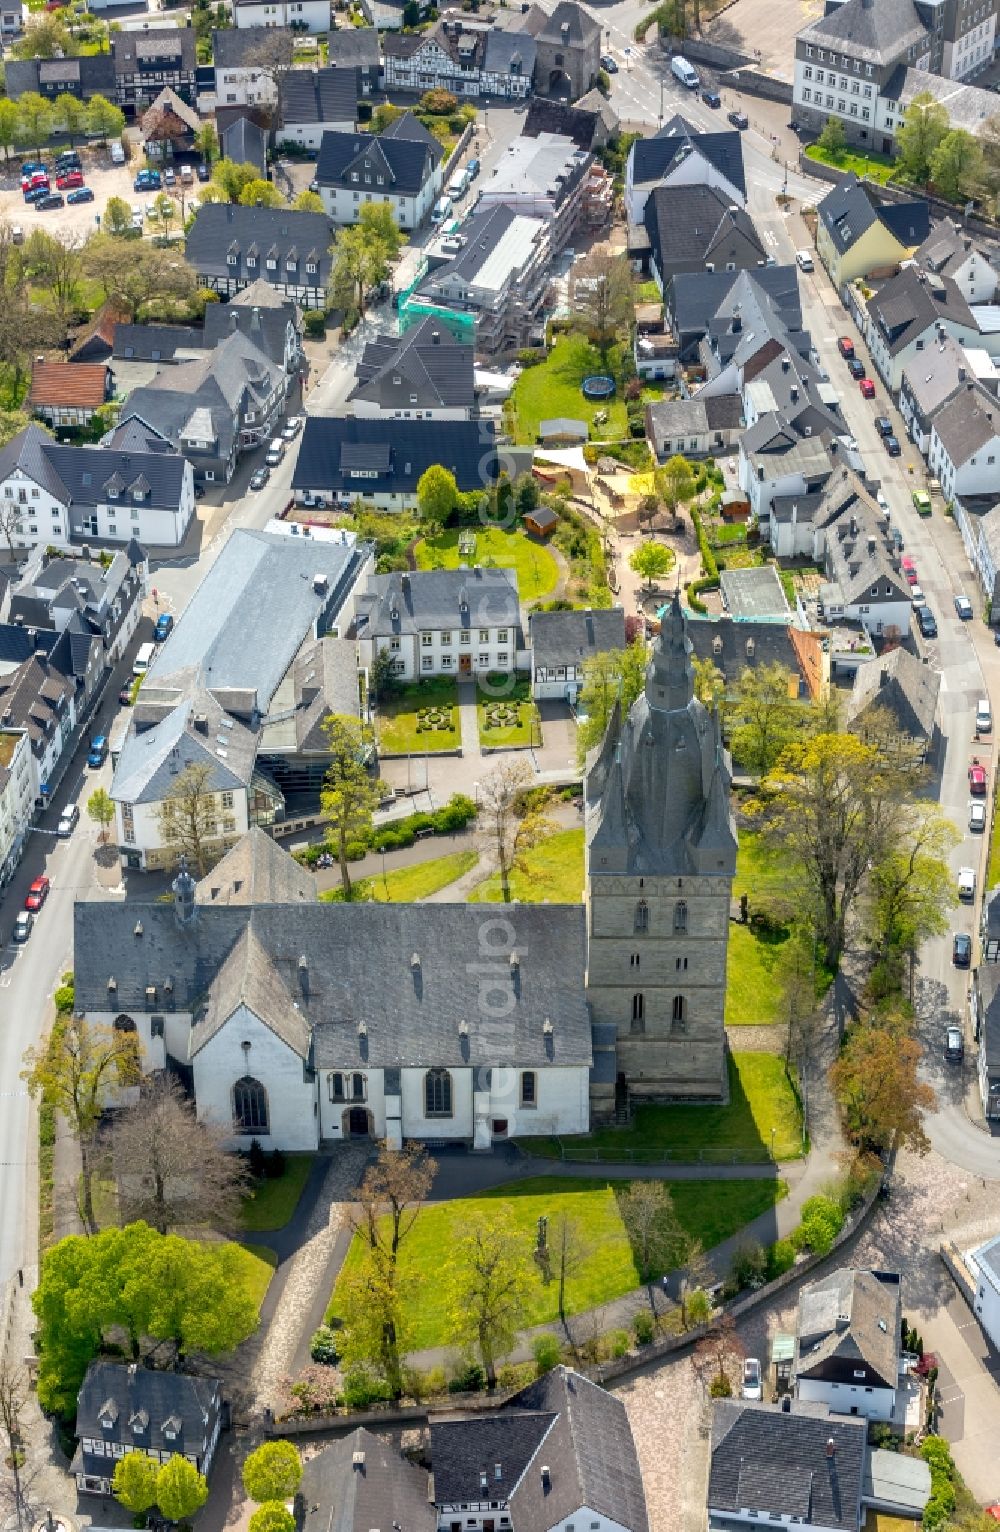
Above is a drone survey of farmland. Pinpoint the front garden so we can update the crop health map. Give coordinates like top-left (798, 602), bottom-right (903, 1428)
top-left (477, 674), bottom-right (538, 748)
top-left (469, 826), bottom-right (584, 904)
top-left (804, 143), bottom-right (896, 184)
top-left (375, 678), bottom-right (460, 754)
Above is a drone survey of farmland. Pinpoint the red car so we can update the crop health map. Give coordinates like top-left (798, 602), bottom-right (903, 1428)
top-left (22, 172), bottom-right (48, 190)
top-left (24, 875), bottom-right (50, 912)
top-left (838, 336), bottom-right (855, 358)
top-left (859, 378), bottom-right (876, 399)
top-left (56, 171), bottom-right (83, 190)
top-left (970, 762), bottom-right (988, 796)
top-left (900, 555), bottom-right (917, 585)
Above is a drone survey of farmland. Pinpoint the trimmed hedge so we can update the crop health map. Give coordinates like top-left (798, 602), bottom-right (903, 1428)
top-left (296, 793), bottom-right (477, 866)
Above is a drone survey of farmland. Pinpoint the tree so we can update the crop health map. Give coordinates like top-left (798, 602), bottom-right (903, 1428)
top-left (629, 541), bottom-right (675, 589)
top-left (15, 93), bottom-right (53, 155)
top-left (571, 251), bottom-right (633, 359)
top-left (352, 1142), bottom-right (434, 1269)
top-left (212, 157), bottom-right (262, 203)
top-left (0, 1356), bottom-right (30, 1532)
top-left (575, 640), bottom-right (649, 765)
top-left (371, 101), bottom-right (403, 134)
top-left (729, 662), bottom-right (799, 778)
top-left (619, 1181), bottom-right (685, 1307)
top-left (448, 1210), bottom-right (534, 1388)
top-left (0, 100), bottom-right (19, 163)
top-left (86, 94), bottom-right (125, 146)
top-left (249, 1506), bottom-right (296, 1532)
top-left (156, 1456), bottom-right (209, 1523)
top-left (242, 1441), bottom-right (302, 1504)
top-left (22, 1016), bottom-right (140, 1234)
top-left (930, 127), bottom-right (984, 202)
top-left (817, 115), bottom-right (846, 156)
top-left (86, 786), bottom-right (115, 843)
top-left (148, 191), bottom-right (176, 240)
top-left (195, 120), bottom-right (219, 165)
top-left (156, 761), bottom-right (218, 874)
top-left (103, 194), bottom-right (134, 238)
top-left (358, 200), bottom-right (403, 259)
top-left (334, 1251), bottom-right (413, 1397)
top-left (516, 473), bottom-right (540, 517)
top-left (416, 463), bottom-right (459, 528)
top-left (83, 233), bottom-right (196, 317)
top-left (111, 1073), bottom-right (250, 1234)
top-left (756, 731), bottom-right (900, 970)
top-left (22, 228), bottom-right (84, 324)
top-left (319, 713), bottom-right (379, 898)
top-left (0, 409), bottom-right (38, 453)
top-left (53, 91), bottom-right (88, 145)
top-left (328, 204), bottom-right (402, 316)
top-left (293, 189), bottom-right (325, 213)
top-left (12, 14), bottom-right (77, 58)
top-left (239, 177), bottom-right (285, 208)
top-left (368, 645), bottom-right (395, 703)
top-left (549, 1213), bottom-right (594, 1335)
top-left (692, 653), bottom-right (725, 709)
top-left (656, 454), bottom-right (696, 523)
top-left (477, 758), bottom-right (554, 904)
top-left (869, 798), bottom-right (956, 991)
top-left (896, 92), bottom-right (949, 185)
top-left (691, 1312), bottom-right (744, 1398)
top-left (830, 1013), bottom-right (935, 1155)
top-left (113, 1452), bottom-right (160, 1514)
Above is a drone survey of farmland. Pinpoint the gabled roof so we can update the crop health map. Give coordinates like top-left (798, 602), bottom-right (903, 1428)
top-left (866, 264), bottom-right (975, 356)
top-left (140, 86), bottom-right (201, 138)
top-left (899, 331), bottom-right (970, 420)
top-left (213, 23), bottom-right (292, 68)
top-left (298, 1428), bottom-right (436, 1532)
top-left (847, 646), bottom-right (939, 743)
top-left (29, 360), bottom-right (109, 410)
top-left (0, 424), bottom-right (187, 515)
top-left (184, 204), bottom-right (334, 285)
top-left (419, 203), bottom-right (548, 298)
top-left (709, 1401), bottom-right (866, 1531)
top-left (75, 1363), bottom-right (220, 1465)
top-left (111, 690), bottom-right (259, 804)
top-left (916, 219), bottom-right (1000, 283)
top-left (931, 380), bottom-right (1000, 466)
top-left (534, 2), bottom-right (599, 44)
top-left (197, 826), bottom-right (316, 907)
top-left (818, 174), bottom-right (928, 256)
top-left (280, 66), bottom-right (358, 129)
top-left (431, 1413), bottom-right (557, 1504)
top-left (671, 266), bottom-right (802, 351)
top-left (794, 1268), bottom-right (901, 1390)
top-left (643, 183), bottom-right (764, 280)
top-left (630, 115), bottom-right (746, 200)
top-left (316, 113), bottom-right (442, 196)
top-left (356, 566), bottom-right (519, 638)
top-left (293, 417), bottom-right (496, 495)
top-left (113, 323), bottom-right (203, 363)
top-left (796, 0), bottom-right (927, 65)
top-left (112, 25), bottom-right (196, 74)
top-left (523, 96), bottom-right (605, 150)
top-left (529, 607), bottom-right (626, 670)
top-left (350, 316), bottom-right (475, 409)
top-left (221, 115), bottom-right (267, 177)
top-left (70, 301), bottom-right (131, 362)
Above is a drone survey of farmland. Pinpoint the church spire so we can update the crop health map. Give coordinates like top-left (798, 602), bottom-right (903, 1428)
top-left (646, 589), bottom-right (694, 713)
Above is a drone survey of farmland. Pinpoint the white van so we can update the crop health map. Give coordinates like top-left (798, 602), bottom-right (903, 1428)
top-left (977, 697), bottom-right (993, 733)
top-left (447, 169), bottom-right (469, 199)
top-left (133, 641), bottom-right (155, 677)
top-left (671, 54), bottom-right (699, 88)
top-left (431, 195), bottom-right (453, 224)
top-left (110, 140), bottom-right (126, 165)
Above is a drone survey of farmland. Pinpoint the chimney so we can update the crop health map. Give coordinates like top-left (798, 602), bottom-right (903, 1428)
top-left (959, 366), bottom-right (967, 382)
top-left (561, 19), bottom-right (569, 36)
top-left (880, 667), bottom-right (889, 686)
top-left (850, 516), bottom-right (858, 536)
top-left (352, 1451), bottom-right (365, 1470)
top-left (826, 1439), bottom-right (837, 1459)
top-left (194, 712), bottom-right (208, 734)
top-left (251, 306), bottom-right (261, 331)
top-left (431, 329), bottom-right (441, 344)
top-left (781, 358), bottom-right (790, 372)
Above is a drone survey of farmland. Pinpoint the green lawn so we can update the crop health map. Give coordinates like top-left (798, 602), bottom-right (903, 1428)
top-left (634, 279), bottom-right (662, 303)
top-left (241, 1244), bottom-right (279, 1310)
top-left (327, 1173), bottom-right (785, 1349)
top-left (413, 525), bottom-right (559, 604)
top-left (510, 335), bottom-right (629, 445)
top-left (376, 678), bottom-right (460, 754)
top-left (321, 849), bottom-right (479, 904)
top-left (805, 143), bottom-right (896, 185)
top-left (477, 674), bottom-right (539, 748)
top-left (734, 830), bottom-right (793, 904)
top-left (240, 1155), bottom-right (315, 1232)
top-left (524, 1052), bottom-right (804, 1163)
top-left (470, 827), bottom-right (584, 904)
top-left (988, 792), bottom-right (1000, 890)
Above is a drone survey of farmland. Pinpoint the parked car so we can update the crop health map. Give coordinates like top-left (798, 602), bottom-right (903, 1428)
top-left (163, 166), bottom-right (176, 186)
top-left (977, 697), bottom-right (993, 733)
top-left (133, 169), bottom-right (161, 191)
top-left (837, 336), bottom-right (855, 358)
top-left (859, 377), bottom-right (876, 399)
top-left (958, 865), bottom-right (977, 901)
top-left (282, 415), bottom-right (303, 437)
top-left (66, 187), bottom-right (95, 204)
top-left (884, 435), bottom-right (901, 456)
top-left (154, 612), bottom-right (174, 642)
top-left (946, 1025), bottom-right (965, 1062)
top-left (953, 933), bottom-right (973, 967)
top-left (846, 357), bottom-right (866, 379)
top-left (971, 801), bottom-right (987, 832)
top-left (970, 761), bottom-right (988, 795)
top-left (55, 171), bottom-right (83, 189)
top-left (701, 88), bottom-right (721, 107)
top-left (727, 108), bottom-right (748, 129)
top-left (35, 194), bottom-right (65, 210)
top-left (118, 683), bottom-right (134, 705)
top-left (23, 186), bottom-right (50, 204)
top-left (197, 162), bottom-right (210, 181)
top-left (467, 157), bottom-right (481, 178)
top-left (20, 161), bottom-right (47, 178)
top-left (874, 416), bottom-right (893, 437)
top-left (57, 803), bottom-right (80, 838)
top-left (918, 607), bottom-right (938, 639)
top-left (25, 875), bottom-right (50, 911)
top-left (250, 467), bottom-right (270, 490)
top-left (110, 140), bottom-right (126, 165)
top-left (265, 440), bottom-right (285, 467)
top-left (900, 555), bottom-right (917, 583)
top-left (87, 734), bottom-right (108, 768)
top-left (955, 594), bottom-right (974, 620)
top-left (910, 585), bottom-right (925, 606)
top-left (795, 249), bottom-right (814, 272)
top-left (742, 1358), bottom-right (763, 1401)
top-left (13, 910), bottom-right (33, 943)
top-left (601, 53), bottom-right (619, 71)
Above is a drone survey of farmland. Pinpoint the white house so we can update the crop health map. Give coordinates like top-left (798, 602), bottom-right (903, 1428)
top-left (315, 114), bottom-right (443, 231)
top-left (356, 567), bottom-right (521, 683)
top-left (382, 19), bottom-right (534, 100)
top-left (738, 412), bottom-right (835, 524)
top-left (927, 381), bottom-right (1000, 502)
top-left (971, 1233), bottom-right (1000, 1351)
top-left (529, 607), bottom-right (626, 701)
top-left (916, 222), bottom-right (1000, 308)
top-left (793, 1268), bottom-right (902, 1423)
top-left (625, 114), bottom-right (746, 226)
top-left (863, 265), bottom-right (978, 393)
top-left (0, 726), bottom-right (34, 890)
top-left (0, 652), bottom-right (77, 806)
top-left (232, 0), bottom-right (331, 31)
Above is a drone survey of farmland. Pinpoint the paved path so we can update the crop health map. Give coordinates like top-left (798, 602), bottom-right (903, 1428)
top-left (457, 681), bottom-right (480, 760)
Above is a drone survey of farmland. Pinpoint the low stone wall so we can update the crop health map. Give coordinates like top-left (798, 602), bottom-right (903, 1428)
top-left (795, 149), bottom-right (850, 187)
top-left (661, 33), bottom-right (753, 70)
top-left (720, 68), bottom-right (793, 105)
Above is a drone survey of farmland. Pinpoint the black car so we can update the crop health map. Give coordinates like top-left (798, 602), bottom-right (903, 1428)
top-left (874, 416), bottom-right (893, 436)
top-left (847, 357), bottom-right (866, 379)
top-left (918, 606), bottom-right (938, 638)
top-left (884, 435), bottom-right (901, 456)
top-left (36, 193), bottom-right (65, 210)
top-left (197, 162), bottom-right (210, 181)
top-left (56, 153), bottom-right (81, 170)
top-left (953, 933), bottom-right (973, 967)
top-left (728, 109), bottom-right (748, 129)
top-left (702, 88), bottom-right (721, 107)
top-left (118, 684), bottom-right (134, 705)
top-left (600, 53), bottom-right (618, 72)
top-left (250, 467), bottom-right (270, 491)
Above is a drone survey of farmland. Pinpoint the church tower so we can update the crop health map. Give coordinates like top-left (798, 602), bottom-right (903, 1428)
top-left (584, 593), bottom-right (738, 1112)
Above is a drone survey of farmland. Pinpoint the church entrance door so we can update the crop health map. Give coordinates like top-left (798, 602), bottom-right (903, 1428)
top-left (347, 1106), bottom-right (371, 1137)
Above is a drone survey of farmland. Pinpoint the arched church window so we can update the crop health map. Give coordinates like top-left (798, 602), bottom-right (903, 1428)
top-left (233, 1076), bottom-right (269, 1135)
top-left (634, 900), bottom-right (649, 933)
top-left (114, 1014), bottom-right (137, 1032)
top-left (425, 1068), bottom-right (453, 1117)
top-left (673, 900), bottom-right (687, 933)
top-left (672, 995), bottom-right (687, 1030)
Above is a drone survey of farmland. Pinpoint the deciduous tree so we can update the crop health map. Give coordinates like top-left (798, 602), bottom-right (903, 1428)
top-left (85, 94), bottom-right (125, 146)
top-left (548, 1213), bottom-right (594, 1335)
top-left (156, 761), bottom-right (218, 875)
top-left (14, 92), bottom-right (53, 154)
top-left (618, 1180), bottom-right (685, 1307)
top-left (86, 787), bottom-right (115, 842)
top-left (53, 92), bottom-right (87, 145)
top-left (869, 798), bottom-right (956, 989)
top-left (21, 228), bottom-right (84, 325)
top-left (571, 251), bottom-right (634, 360)
top-left (629, 540), bottom-right (674, 589)
top-left (575, 640), bottom-right (649, 765)
top-left (352, 1142), bottom-right (435, 1269)
top-left (817, 115), bottom-right (845, 156)
top-left (334, 1252), bottom-right (414, 1398)
top-left (242, 1441), bottom-right (302, 1504)
top-left (896, 92), bottom-right (949, 185)
top-left (477, 758), bottom-right (555, 904)
top-left (148, 191), bottom-right (176, 240)
top-left (448, 1210), bottom-right (534, 1388)
top-left (830, 1013), bottom-right (935, 1155)
top-left (112, 1452), bottom-right (160, 1514)
top-left (656, 454), bottom-right (696, 523)
top-left (729, 662), bottom-right (799, 778)
top-left (930, 127), bottom-right (984, 201)
top-left (293, 190), bottom-right (325, 213)
top-left (0, 1355), bottom-right (30, 1532)
top-left (691, 1312), bottom-right (744, 1397)
top-left (103, 195), bottom-right (134, 238)
top-left (83, 233), bottom-right (195, 317)
top-left (320, 713), bottom-right (379, 898)
top-left (195, 121), bottom-right (219, 165)
top-left (249, 1506), bottom-right (296, 1532)
top-left (416, 463), bottom-right (458, 528)
top-left (328, 204), bottom-right (402, 317)
top-left (0, 101), bottom-right (19, 163)
top-left (156, 1455), bottom-right (209, 1523)
top-left (12, 14), bottom-right (77, 58)
top-left (239, 178), bottom-right (285, 208)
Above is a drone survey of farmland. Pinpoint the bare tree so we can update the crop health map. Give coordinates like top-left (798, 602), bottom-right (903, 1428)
top-left (111, 1073), bottom-right (250, 1234)
top-left (548, 1213), bottom-right (594, 1338)
top-left (351, 1142), bottom-right (435, 1271)
top-left (691, 1312), bottom-right (745, 1398)
top-left (619, 1180), bottom-right (685, 1311)
top-left (0, 1357), bottom-right (30, 1532)
top-left (156, 761), bottom-right (218, 875)
top-left (571, 251), bottom-right (634, 361)
top-left (478, 759), bottom-right (555, 903)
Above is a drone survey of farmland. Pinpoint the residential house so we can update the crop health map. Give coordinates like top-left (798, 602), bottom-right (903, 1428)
top-left (971, 929), bottom-right (1000, 1120)
top-left (862, 262), bottom-right (978, 393)
top-left (355, 567), bottom-right (520, 681)
top-left (7, 541), bottom-right (148, 677)
top-left (111, 328), bottom-right (285, 486)
top-left (522, 92), bottom-right (618, 151)
top-left (633, 301), bottom-right (679, 382)
top-left (0, 0), bottom-right (21, 46)
top-left (624, 113), bottom-right (745, 227)
top-left (184, 204), bottom-right (335, 310)
top-left (233, 0), bottom-right (332, 32)
top-left (742, 349), bottom-right (841, 438)
top-left (213, 26), bottom-right (284, 111)
top-left (511, 1), bottom-right (600, 101)
top-left (820, 491), bottom-right (912, 635)
top-left (969, 1233), bottom-right (1000, 1350)
top-left (112, 28), bottom-right (198, 115)
top-left (668, 265), bottom-right (803, 369)
top-left (0, 726), bottom-right (34, 890)
top-left (277, 67), bottom-right (359, 149)
top-left (297, 1429), bottom-right (436, 1532)
top-left (815, 175), bottom-right (929, 290)
top-left (645, 395), bottom-right (743, 461)
top-left (642, 184), bottom-right (766, 296)
top-left (963, 500), bottom-right (1000, 618)
top-left (915, 220), bottom-right (1000, 306)
top-left (139, 87), bottom-right (201, 163)
top-left (109, 525), bottom-right (371, 868)
top-left (73, 1363), bottom-right (222, 1496)
top-left (793, 1268), bottom-right (903, 1422)
top-left (315, 113), bottom-right (444, 230)
top-left (476, 131), bottom-right (610, 251)
top-left (382, 18), bottom-right (535, 100)
top-left (0, 651), bottom-right (76, 806)
top-left (708, 1400), bottom-right (867, 1532)
top-left (529, 607), bottom-right (625, 700)
top-left (410, 202), bottom-right (551, 355)
top-left (0, 422), bottom-right (194, 550)
top-left (686, 615), bottom-right (831, 701)
top-left (738, 412), bottom-right (835, 525)
top-left (4, 54), bottom-right (115, 104)
top-left (898, 332), bottom-right (972, 452)
top-left (292, 417), bottom-right (496, 510)
top-left (29, 361), bottom-right (113, 430)
top-left (846, 645), bottom-right (940, 764)
top-left (928, 381), bottom-right (1000, 501)
top-left (202, 280), bottom-right (303, 386)
top-left (221, 115), bottom-right (268, 178)
top-left (349, 317), bottom-right (476, 419)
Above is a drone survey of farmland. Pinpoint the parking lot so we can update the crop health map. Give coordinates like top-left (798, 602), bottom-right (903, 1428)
top-left (0, 147), bottom-right (164, 239)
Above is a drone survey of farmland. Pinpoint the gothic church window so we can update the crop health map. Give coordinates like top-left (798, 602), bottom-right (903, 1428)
top-left (673, 900), bottom-right (687, 933)
top-left (233, 1076), bottom-right (269, 1135)
top-left (672, 996), bottom-right (687, 1030)
top-left (634, 900), bottom-right (649, 933)
top-left (631, 993), bottom-right (645, 1032)
top-left (425, 1068), bottom-right (453, 1117)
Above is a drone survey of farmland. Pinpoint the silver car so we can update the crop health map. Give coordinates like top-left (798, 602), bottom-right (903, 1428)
top-left (742, 1357), bottom-right (763, 1400)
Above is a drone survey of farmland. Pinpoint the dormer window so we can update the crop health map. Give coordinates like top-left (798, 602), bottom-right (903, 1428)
top-left (246, 255), bottom-right (256, 269)
top-left (227, 253), bottom-right (238, 267)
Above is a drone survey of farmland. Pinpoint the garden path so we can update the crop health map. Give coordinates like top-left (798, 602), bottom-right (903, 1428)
top-left (457, 680), bottom-right (481, 760)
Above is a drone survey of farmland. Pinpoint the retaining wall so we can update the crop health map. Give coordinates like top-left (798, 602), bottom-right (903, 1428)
top-left (720, 68), bottom-right (793, 105)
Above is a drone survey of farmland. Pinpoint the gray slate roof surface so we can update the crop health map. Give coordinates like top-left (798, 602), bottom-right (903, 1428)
top-left (529, 607), bottom-right (626, 670)
top-left (900, 331), bottom-right (970, 421)
top-left (643, 183), bottom-right (763, 277)
top-left (292, 417), bottom-right (496, 495)
top-left (75, 1362), bottom-right (220, 1465)
top-left (356, 566), bottom-right (520, 637)
top-left (280, 66), bottom-right (359, 128)
top-left (0, 424), bottom-right (187, 514)
top-left (222, 116), bottom-right (267, 177)
top-left (316, 113), bottom-right (442, 195)
top-left (430, 1414), bottom-right (557, 1503)
top-left (686, 616), bottom-right (803, 682)
top-left (185, 204), bottom-right (335, 287)
top-left (867, 265), bottom-right (976, 357)
top-left (630, 115), bottom-right (746, 199)
top-left (932, 381), bottom-right (1000, 465)
top-left (112, 691), bottom-right (259, 802)
top-left (847, 646), bottom-right (940, 743)
top-left (351, 315), bottom-right (475, 409)
top-left (197, 826), bottom-right (316, 906)
top-left (795, 1269), bottom-right (900, 1390)
top-left (797, 0), bottom-right (927, 64)
top-left (297, 1429), bottom-right (435, 1532)
top-left (709, 1401), bottom-right (866, 1530)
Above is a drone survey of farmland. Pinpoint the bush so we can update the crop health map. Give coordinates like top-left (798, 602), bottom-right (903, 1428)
top-left (709, 1374), bottom-right (732, 1397)
top-left (517, 348), bottom-right (545, 367)
top-left (497, 1361), bottom-right (534, 1390)
top-left (425, 1365), bottom-right (448, 1396)
top-left (796, 1194), bottom-right (844, 1256)
top-left (729, 1240), bottom-right (768, 1291)
top-left (248, 1138), bottom-right (267, 1179)
top-left (303, 309), bottom-right (326, 337)
top-left (532, 1333), bottom-right (562, 1375)
top-left (419, 87), bottom-right (457, 114)
top-left (54, 983), bottom-right (75, 1015)
top-left (921, 1436), bottom-right (958, 1530)
top-left (265, 1147), bottom-right (286, 1180)
top-left (633, 1309), bottom-right (655, 1345)
top-left (309, 1326), bottom-right (339, 1365)
top-left (448, 1361), bottom-right (486, 1394)
top-left (767, 1239), bottom-right (796, 1279)
top-left (341, 1365), bottom-right (393, 1409)
top-left (607, 1328), bottom-right (632, 1359)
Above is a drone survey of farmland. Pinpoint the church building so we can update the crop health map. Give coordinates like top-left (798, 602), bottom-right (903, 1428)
top-left (71, 597), bottom-right (736, 1148)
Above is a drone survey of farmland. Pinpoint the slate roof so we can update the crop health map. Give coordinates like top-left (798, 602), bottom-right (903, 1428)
top-left (534, 2), bottom-right (599, 44)
top-left (630, 114), bottom-right (746, 201)
top-left (323, 25), bottom-right (380, 67)
top-left (523, 96), bottom-right (606, 150)
top-left (0, 650), bottom-right (74, 762)
top-left (30, 361), bottom-right (109, 410)
top-left (141, 86), bottom-right (200, 139)
top-left (0, 424), bottom-right (188, 515)
top-left (75, 1363), bottom-right (221, 1468)
top-left (293, 416), bottom-right (496, 496)
top-left (297, 1429), bottom-right (435, 1532)
top-left (316, 113), bottom-right (442, 197)
top-left (5, 53), bottom-right (115, 99)
top-left (197, 826), bottom-right (316, 906)
top-left (846, 646), bottom-right (939, 744)
top-left (823, 489), bottom-right (909, 608)
top-left (280, 66), bottom-right (358, 129)
top-left (203, 288), bottom-right (298, 372)
top-left (646, 393), bottom-right (743, 441)
top-left (931, 381), bottom-right (1000, 466)
top-left (643, 183), bottom-right (764, 282)
top-left (112, 690), bottom-right (259, 803)
top-left (258, 634), bottom-right (360, 756)
top-left (213, 24), bottom-right (291, 67)
top-left (529, 608), bottom-right (626, 670)
top-left (184, 204), bottom-right (334, 289)
top-left (350, 315), bottom-right (475, 410)
top-left (356, 567), bottom-right (520, 638)
top-left (797, 0), bottom-right (927, 65)
top-left (418, 203), bottom-right (548, 298)
top-left (794, 1269), bottom-right (901, 1391)
top-left (222, 116), bottom-right (267, 177)
top-left (671, 266), bottom-right (802, 351)
top-left (113, 324), bottom-right (203, 363)
top-left (686, 616), bottom-right (804, 686)
top-left (866, 265), bottom-right (975, 357)
top-left (431, 1414), bottom-right (555, 1504)
top-left (709, 1401), bottom-right (866, 1531)
top-left (112, 26), bottom-right (196, 75)
top-left (917, 219), bottom-right (1000, 284)
top-left (900, 332), bottom-right (970, 421)
top-left (818, 175), bottom-right (928, 256)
